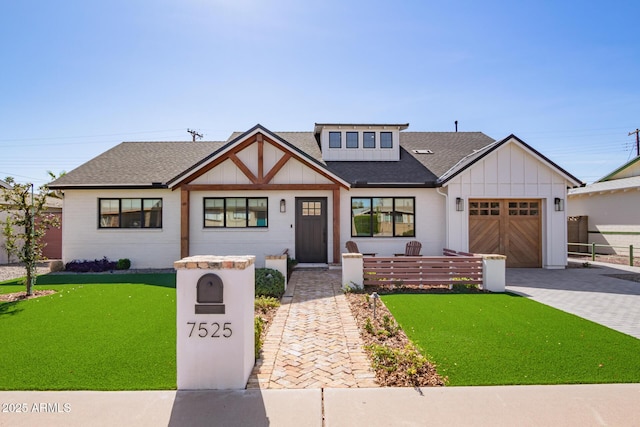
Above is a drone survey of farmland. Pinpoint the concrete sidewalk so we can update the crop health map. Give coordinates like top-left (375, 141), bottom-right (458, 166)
top-left (1, 384), bottom-right (639, 426)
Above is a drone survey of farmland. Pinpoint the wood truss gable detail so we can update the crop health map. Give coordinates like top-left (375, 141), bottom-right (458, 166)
top-left (174, 131), bottom-right (347, 189)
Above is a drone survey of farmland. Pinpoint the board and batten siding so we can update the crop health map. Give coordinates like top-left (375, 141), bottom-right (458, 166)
top-left (444, 139), bottom-right (571, 269)
top-left (340, 188), bottom-right (445, 257)
top-left (61, 189), bottom-right (181, 268)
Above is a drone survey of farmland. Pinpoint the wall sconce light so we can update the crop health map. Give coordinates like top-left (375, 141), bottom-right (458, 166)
top-left (455, 197), bottom-right (464, 212)
top-left (280, 199), bottom-right (286, 213)
top-left (554, 197), bottom-right (564, 212)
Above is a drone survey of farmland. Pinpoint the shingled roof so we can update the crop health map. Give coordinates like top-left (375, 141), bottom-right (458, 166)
top-left (49, 127), bottom-right (501, 189)
top-left (49, 141), bottom-right (226, 188)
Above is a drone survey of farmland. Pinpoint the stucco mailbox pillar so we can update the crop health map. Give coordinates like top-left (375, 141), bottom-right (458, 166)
top-left (482, 254), bottom-right (506, 292)
top-left (342, 253), bottom-right (364, 290)
top-left (174, 255), bottom-right (255, 390)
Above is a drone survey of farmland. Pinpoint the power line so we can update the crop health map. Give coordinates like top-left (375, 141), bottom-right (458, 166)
top-left (628, 128), bottom-right (639, 157)
top-left (0, 128), bottom-right (187, 143)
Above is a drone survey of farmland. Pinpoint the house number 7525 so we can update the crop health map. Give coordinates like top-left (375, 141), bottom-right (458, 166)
top-left (186, 322), bottom-right (232, 338)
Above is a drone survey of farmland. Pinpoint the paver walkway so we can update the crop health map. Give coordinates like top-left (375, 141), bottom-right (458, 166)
top-left (247, 269), bottom-right (377, 389)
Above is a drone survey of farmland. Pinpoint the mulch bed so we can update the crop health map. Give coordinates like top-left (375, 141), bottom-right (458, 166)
top-left (0, 289), bottom-right (57, 302)
top-left (345, 290), bottom-right (446, 387)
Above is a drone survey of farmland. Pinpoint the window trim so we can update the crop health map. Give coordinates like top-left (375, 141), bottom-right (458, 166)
top-left (350, 196), bottom-right (415, 237)
top-left (98, 198), bottom-right (163, 229)
top-left (203, 197), bottom-right (269, 228)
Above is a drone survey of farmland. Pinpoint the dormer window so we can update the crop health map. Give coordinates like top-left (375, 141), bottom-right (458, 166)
top-left (363, 132), bottom-right (375, 148)
top-left (315, 123), bottom-right (407, 162)
top-left (381, 132), bottom-right (393, 148)
top-left (346, 132), bottom-right (358, 148)
top-left (329, 132), bottom-right (341, 148)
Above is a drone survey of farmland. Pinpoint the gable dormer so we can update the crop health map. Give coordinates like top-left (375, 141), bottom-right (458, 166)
top-left (314, 123), bottom-right (409, 161)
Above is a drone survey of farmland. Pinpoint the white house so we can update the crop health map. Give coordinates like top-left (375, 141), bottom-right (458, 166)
top-left (49, 123), bottom-right (582, 269)
top-left (568, 155), bottom-right (640, 254)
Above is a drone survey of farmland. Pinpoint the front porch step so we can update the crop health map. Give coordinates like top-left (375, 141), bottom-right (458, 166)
top-left (293, 263), bottom-right (329, 270)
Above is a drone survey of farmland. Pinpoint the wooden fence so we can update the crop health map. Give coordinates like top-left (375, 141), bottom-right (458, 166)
top-left (362, 253), bottom-right (483, 287)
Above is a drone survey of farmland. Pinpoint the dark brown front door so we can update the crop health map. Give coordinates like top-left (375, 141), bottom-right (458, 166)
top-left (469, 199), bottom-right (541, 268)
top-left (295, 198), bottom-right (327, 263)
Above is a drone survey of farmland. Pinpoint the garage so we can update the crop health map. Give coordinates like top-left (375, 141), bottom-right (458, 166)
top-left (469, 199), bottom-right (541, 268)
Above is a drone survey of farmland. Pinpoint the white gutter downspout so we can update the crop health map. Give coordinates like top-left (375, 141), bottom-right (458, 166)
top-left (436, 186), bottom-right (449, 249)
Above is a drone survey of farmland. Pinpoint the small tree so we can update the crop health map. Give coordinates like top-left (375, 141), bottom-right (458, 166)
top-left (0, 177), bottom-right (60, 296)
top-left (1, 216), bottom-right (18, 263)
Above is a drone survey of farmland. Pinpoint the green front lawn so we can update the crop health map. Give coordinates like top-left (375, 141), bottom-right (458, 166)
top-left (382, 293), bottom-right (640, 386)
top-left (0, 274), bottom-right (176, 390)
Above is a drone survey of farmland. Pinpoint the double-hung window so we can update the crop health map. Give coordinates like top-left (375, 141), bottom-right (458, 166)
top-left (99, 198), bottom-right (163, 228)
top-left (351, 197), bottom-right (414, 237)
top-left (204, 197), bottom-right (268, 228)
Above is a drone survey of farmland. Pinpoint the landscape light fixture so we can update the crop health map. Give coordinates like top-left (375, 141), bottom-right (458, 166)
top-left (554, 197), bottom-right (564, 212)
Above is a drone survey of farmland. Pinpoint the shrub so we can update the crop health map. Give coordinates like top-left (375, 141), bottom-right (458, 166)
top-left (65, 257), bottom-right (117, 273)
top-left (367, 344), bottom-right (429, 379)
top-left (254, 316), bottom-right (265, 359)
top-left (255, 268), bottom-right (285, 298)
top-left (116, 258), bottom-right (131, 270)
top-left (255, 296), bottom-right (280, 314)
top-left (287, 257), bottom-right (297, 279)
top-left (49, 260), bottom-right (64, 272)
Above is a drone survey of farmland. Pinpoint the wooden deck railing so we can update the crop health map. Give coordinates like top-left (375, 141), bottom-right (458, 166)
top-left (362, 253), bottom-right (483, 287)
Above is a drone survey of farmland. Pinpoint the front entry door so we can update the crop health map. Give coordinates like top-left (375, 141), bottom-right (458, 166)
top-left (295, 198), bottom-right (327, 263)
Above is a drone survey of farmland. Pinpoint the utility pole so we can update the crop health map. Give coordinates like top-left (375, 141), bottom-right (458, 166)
top-left (187, 129), bottom-right (203, 142)
top-left (629, 128), bottom-right (640, 157)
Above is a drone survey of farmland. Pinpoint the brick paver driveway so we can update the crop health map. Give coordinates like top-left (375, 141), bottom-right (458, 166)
top-left (506, 261), bottom-right (640, 339)
top-left (248, 269), bottom-right (377, 389)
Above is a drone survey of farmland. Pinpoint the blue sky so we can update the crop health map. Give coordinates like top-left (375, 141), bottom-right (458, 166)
top-left (1, 0), bottom-right (638, 185)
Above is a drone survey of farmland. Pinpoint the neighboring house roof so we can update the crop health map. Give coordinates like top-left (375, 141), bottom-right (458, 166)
top-left (597, 155), bottom-right (640, 182)
top-left (569, 175), bottom-right (640, 196)
top-left (0, 179), bottom-right (10, 190)
top-left (49, 124), bottom-right (580, 190)
top-left (568, 155), bottom-right (640, 196)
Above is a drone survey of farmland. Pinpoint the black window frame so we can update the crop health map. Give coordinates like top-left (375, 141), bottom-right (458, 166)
top-left (203, 197), bottom-right (269, 228)
top-left (346, 131), bottom-right (359, 149)
top-left (380, 132), bottom-right (393, 148)
top-left (98, 198), bottom-right (163, 229)
top-left (350, 196), bottom-right (415, 237)
top-left (363, 131), bottom-right (376, 148)
top-left (329, 131), bottom-right (342, 148)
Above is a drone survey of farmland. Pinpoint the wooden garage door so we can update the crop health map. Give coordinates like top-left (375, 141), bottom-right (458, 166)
top-left (469, 199), bottom-right (541, 268)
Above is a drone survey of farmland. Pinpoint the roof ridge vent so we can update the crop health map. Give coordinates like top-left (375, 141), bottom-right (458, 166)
top-left (412, 149), bottom-right (434, 154)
